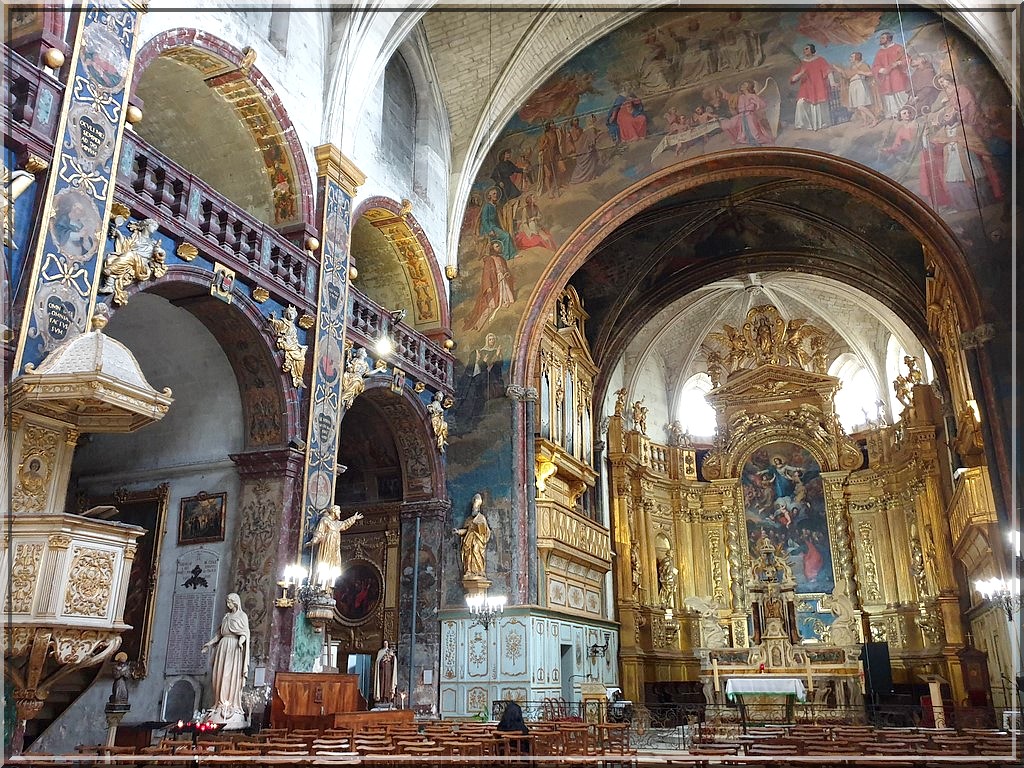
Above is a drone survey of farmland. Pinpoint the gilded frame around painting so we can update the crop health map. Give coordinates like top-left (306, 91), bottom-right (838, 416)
top-left (85, 483), bottom-right (170, 677)
top-left (178, 490), bottom-right (227, 545)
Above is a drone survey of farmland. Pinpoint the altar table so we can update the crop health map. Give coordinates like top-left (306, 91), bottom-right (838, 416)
top-left (725, 677), bottom-right (806, 730)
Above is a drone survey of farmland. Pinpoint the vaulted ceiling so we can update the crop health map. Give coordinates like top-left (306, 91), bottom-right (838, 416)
top-left (568, 174), bottom-right (933, 405)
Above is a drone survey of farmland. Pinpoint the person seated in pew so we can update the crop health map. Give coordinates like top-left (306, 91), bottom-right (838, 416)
top-left (495, 700), bottom-right (530, 754)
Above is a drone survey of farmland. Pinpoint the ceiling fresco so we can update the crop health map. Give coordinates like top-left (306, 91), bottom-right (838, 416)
top-left (448, 7), bottom-right (1012, 376)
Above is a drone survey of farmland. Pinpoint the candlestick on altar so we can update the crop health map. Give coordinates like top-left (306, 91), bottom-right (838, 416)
top-left (712, 658), bottom-right (721, 692)
top-left (805, 655), bottom-right (814, 692)
top-left (858, 660), bottom-right (866, 694)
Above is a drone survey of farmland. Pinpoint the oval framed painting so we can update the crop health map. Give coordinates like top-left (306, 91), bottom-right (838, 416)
top-left (333, 558), bottom-right (383, 624)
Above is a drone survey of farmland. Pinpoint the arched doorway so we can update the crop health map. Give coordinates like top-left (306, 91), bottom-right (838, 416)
top-left (319, 380), bottom-right (448, 712)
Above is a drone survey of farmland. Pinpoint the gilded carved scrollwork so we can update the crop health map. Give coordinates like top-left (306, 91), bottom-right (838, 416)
top-left (702, 304), bottom-right (828, 378)
top-left (51, 628), bottom-right (121, 665)
top-left (9, 543), bottom-right (44, 613)
top-left (13, 423), bottom-right (60, 514)
top-left (5, 626), bottom-right (35, 658)
top-left (856, 520), bottom-right (882, 603)
top-left (64, 547), bottom-right (116, 617)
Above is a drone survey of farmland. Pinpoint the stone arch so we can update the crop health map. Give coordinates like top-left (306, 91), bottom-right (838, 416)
top-left (353, 379), bottom-right (446, 502)
top-left (111, 265), bottom-right (301, 450)
top-left (513, 148), bottom-right (981, 384)
top-left (351, 196), bottom-right (451, 336)
top-left (132, 29), bottom-right (315, 231)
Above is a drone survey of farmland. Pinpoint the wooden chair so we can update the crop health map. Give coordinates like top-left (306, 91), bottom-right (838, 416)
top-left (597, 723), bottom-right (634, 755)
top-left (560, 724), bottom-right (595, 756)
top-left (442, 738), bottom-right (485, 757)
top-left (312, 738), bottom-right (351, 751)
top-left (531, 730), bottom-right (563, 757)
top-left (323, 727), bottom-right (354, 738)
top-left (266, 747), bottom-right (311, 756)
top-left (405, 744), bottom-right (446, 754)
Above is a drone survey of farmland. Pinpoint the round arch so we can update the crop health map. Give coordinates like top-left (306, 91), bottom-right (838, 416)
top-left (349, 379), bottom-right (446, 502)
top-left (132, 29), bottom-right (315, 230)
top-left (513, 148), bottom-right (982, 386)
top-left (111, 265), bottom-right (301, 450)
top-left (351, 196), bottom-right (451, 335)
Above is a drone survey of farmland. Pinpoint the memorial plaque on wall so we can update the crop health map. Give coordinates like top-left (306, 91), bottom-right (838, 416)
top-left (165, 549), bottom-right (220, 676)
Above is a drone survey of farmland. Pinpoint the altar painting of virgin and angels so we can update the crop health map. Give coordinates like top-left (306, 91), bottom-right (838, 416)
top-left (742, 441), bottom-right (834, 595)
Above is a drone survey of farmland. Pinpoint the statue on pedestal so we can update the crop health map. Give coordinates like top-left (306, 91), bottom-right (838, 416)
top-left (308, 505), bottom-right (363, 582)
top-left (108, 651), bottom-right (130, 708)
top-left (201, 593), bottom-right (250, 728)
top-left (373, 640), bottom-right (398, 707)
top-left (455, 493), bottom-right (491, 578)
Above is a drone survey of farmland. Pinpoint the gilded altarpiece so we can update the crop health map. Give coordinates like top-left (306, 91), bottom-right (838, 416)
top-left (609, 304), bottom-right (977, 706)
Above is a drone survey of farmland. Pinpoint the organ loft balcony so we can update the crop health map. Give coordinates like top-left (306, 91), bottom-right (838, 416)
top-left (3, 46), bottom-right (453, 392)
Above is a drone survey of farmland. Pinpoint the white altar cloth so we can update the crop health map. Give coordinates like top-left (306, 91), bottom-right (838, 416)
top-left (725, 677), bottom-right (807, 702)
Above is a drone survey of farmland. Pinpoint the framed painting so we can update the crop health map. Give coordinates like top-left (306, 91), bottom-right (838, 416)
top-left (178, 491), bottom-right (227, 545)
top-left (741, 441), bottom-right (834, 594)
top-left (85, 484), bottom-right (170, 677)
top-left (333, 558), bottom-right (383, 625)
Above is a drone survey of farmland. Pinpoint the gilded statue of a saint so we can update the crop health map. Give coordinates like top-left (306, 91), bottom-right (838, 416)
top-left (98, 218), bottom-right (167, 306)
top-left (268, 305), bottom-right (307, 388)
top-left (454, 493), bottom-right (491, 577)
top-left (341, 347), bottom-right (372, 410)
top-left (427, 391), bottom-right (449, 452)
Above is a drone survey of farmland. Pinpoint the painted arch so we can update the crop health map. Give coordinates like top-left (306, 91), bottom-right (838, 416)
top-left (132, 29), bottom-right (315, 230)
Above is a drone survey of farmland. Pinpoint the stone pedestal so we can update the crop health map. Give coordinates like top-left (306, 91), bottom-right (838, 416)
top-left (104, 703), bottom-right (130, 747)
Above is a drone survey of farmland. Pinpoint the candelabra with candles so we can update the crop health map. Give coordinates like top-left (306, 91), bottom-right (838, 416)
top-left (467, 593), bottom-right (506, 629)
top-left (975, 577), bottom-right (1021, 623)
top-left (275, 563), bottom-right (340, 631)
top-left (974, 530), bottom-right (1023, 622)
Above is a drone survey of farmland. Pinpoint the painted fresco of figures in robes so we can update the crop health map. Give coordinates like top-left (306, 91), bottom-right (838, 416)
top-left (722, 80), bottom-right (776, 146)
top-left (466, 240), bottom-right (516, 332)
top-left (453, 333), bottom-right (507, 432)
top-left (478, 187), bottom-right (516, 260)
top-left (790, 43), bottom-right (833, 130)
top-left (871, 31), bottom-right (911, 118)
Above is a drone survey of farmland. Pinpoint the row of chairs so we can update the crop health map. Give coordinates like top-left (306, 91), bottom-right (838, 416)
top-left (691, 723), bottom-right (1020, 761)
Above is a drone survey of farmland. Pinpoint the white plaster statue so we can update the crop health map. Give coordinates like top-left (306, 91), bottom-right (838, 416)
top-left (201, 592), bottom-right (250, 728)
top-left (819, 590), bottom-right (861, 646)
top-left (373, 640), bottom-right (398, 707)
top-left (683, 595), bottom-right (729, 649)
